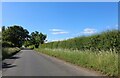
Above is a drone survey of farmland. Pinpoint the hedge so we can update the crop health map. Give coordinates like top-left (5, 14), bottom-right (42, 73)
top-left (41, 30), bottom-right (119, 52)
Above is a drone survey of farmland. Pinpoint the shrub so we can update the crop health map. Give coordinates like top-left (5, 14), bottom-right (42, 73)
top-left (41, 30), bottom-right (119, 52)
top-left (27, 45), bottom-right (34, 49)
top-left (2, 41), bottom-right (14, 47)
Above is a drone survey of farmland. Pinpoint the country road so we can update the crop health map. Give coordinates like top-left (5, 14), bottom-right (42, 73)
top-left (2, 49), bottom-right (102, 76)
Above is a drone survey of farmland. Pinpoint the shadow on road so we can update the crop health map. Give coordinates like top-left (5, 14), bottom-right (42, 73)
top-left (2, 55), bottom-right (20, 69)
top-left (9, 56), bottom-right (20, 59)
top-left (22, 48), bottom-right (31, 50)
top-left (2, 62), bottom-right (16, 69)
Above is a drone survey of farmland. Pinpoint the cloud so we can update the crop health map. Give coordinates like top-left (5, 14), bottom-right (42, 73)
top-left (52, 31), bottom-right (68, 34)
top-left (51, 38), bottom-right (69, 42)
top-left (49, 29), bottom-right (69, 35)
top-left (82, 28), bottom-right (97, 34)
top-left (49, 29), bottom-right (62, 32)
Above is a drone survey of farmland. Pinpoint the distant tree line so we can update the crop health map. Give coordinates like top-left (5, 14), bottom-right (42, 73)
top-left (2, 25), bottom-right (47, 48)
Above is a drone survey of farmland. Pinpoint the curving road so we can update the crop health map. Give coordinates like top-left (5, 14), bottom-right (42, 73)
top-left (2, 49), bottom-right (102, 76)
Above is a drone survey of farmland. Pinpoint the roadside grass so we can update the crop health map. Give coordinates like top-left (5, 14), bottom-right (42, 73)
top-left (35, 48), bottom-right (118, 77)
top-left (2, 47), bottom-right (20, 60)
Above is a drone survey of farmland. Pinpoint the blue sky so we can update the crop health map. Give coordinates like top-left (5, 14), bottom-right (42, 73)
top-left (2, 2), bottom-right (118, 42)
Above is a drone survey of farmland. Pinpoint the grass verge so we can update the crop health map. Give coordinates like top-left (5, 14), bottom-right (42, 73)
top-left (2, 47), bottom-right (20, 60)
top-left (35, 48), bottom-right (118, 77)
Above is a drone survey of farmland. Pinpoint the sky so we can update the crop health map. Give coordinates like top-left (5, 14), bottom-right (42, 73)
top-left (2, 2), bottom-right (118, 42)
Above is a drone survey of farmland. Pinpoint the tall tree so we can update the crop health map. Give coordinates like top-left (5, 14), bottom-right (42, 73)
top-left (2, 25), bottom-right (29, 47)
top-left (30, 31), bottom-right (47, 48)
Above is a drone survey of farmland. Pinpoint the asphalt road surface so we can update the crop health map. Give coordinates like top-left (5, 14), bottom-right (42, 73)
top-left (2, 49), bottom-right (102, 76)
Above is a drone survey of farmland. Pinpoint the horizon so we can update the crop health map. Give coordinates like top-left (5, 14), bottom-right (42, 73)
top-left (2, 2), bottom-right (118, 42)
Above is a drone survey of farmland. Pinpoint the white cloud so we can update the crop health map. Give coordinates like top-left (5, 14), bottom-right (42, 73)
top-left (82, 28), bottom-right (97, 34)
top-left (49, 28), bottom-right (69, 35)
top-left (51, 38), bottom-right (68, 42)
top-left (52, 31), bottom-right (68, 34)
top-left (49, 29), bottom-right (62, 32)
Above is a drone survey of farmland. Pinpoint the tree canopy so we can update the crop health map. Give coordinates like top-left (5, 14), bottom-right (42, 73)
top-left (2, 25), bottom-right (29, 47)
top-left (30, 31), bottom-right (47, 48)
top-left (2, 25), bottom-right (47, 48)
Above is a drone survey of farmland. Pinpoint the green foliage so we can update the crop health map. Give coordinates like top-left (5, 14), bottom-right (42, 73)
top-left (2, 47), bottom-right (20, 60)
top-left (2, 25), bottom-right (47, 48)
top-left (30, 31), bottom-right (47, 48)
top-left (2, 41), bottom-right (14, 47)
top-left (27, 45), bottom-right (34, 49)
top-left (41, 30), bottom-right (119, 52)
top-left (35, 29), bottom-right (119, 76)
top-left (2, 25), bottom-right (29, 47)
top-left (35, 48), bottom-right (118, 76)
top-left (0, 31), bottom-right (2, 44)
top-left (24, 40), bottom-right (32, 47)
top-left (1, 25), bottom-right (47, 60)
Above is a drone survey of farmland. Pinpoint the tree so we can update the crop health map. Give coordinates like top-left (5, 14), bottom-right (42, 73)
top-left (2, 26), bottom-right (5, 32)
top-left (24, 40), bottom-right (31, 47)
top-left (2, 25), bottom-right (29, 47)
top-left (30, 31), bottom-right (47, 48)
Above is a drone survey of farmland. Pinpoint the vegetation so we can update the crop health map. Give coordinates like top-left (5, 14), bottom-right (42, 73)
top-left (2, 25), bottom-right (47, 48)
top-left (35, 48), bottom-right (118, 76)
top-left (30, 31), bottom-right (47, 48)
top-left (2, 25), bottom-right (29, 59)
top-left (41, 30), bottom-right (119, 53)
top-left (2, 47), bottom-right (20, 60)
top-left (2, 26), bottom-right (29, 47)
top-left (1, 24), bottom-right (118, 76)
top-left (0, 31), bottom-right (2, 60)
top-left (35, 30), bottom-right (119, 77)
top-left (2, 25), bottom-right (47, 59)
top-left (27, 45), bottom-right (35, 49)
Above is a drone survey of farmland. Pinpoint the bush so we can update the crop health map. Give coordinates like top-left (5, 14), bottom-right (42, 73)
top-left (41, 30), bottom-right (119, 52)
top-left (27, 45), bottom-right (34, 49)
top-left (2, 41), bottom-right (14, 47)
